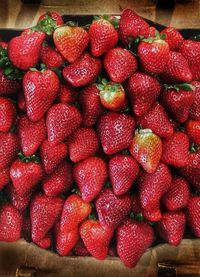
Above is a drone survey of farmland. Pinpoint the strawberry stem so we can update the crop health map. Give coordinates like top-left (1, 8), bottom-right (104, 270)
top-left (17, 153), bottom-right (41, 163)
top-left (32, 14), bottom-right (57, 35)
top-left (163, 83), bottom-right (195, 92)
top-left (189, 143), bottom-right (199, 153)
top-left (135, 213), bottom-right (144, 222)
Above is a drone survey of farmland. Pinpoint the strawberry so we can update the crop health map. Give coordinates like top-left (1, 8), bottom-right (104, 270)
top-left (95, 188), bottom-right (131, 229)
top-left (22, 216), bottom-right (31, 241)
top-left (161, 131), bottom-right (189, 167)
top-left (131, 194), bottom-right (142, 214)
top-left (127, 72), bottom-right (161, 117)
top-left (40, 44), bottom-right (65, 68)
top-left (38, 11), bottom-right (64, 27)
top-left (142, 204), bottom-right (162, 222)
top-left (119, 9), bottom-right (150, 45)
top-left (0, 203), bottom-right (23, 242)
top-left (43, 161), bottom-right (73, 197)
top-left (89, 18), bottom-right (118, 57)
top-left (79, 84), bottom-right (104, 127)
top-left (7, 184), bottom-right (31, 211)
top-left (186, 120), bottom-right (200, 146)
top-left (17, 115), bottom-right (46, 156)
top-left (62, 53), bottom-right (101, 87)
top-left (31, 193), bottom-right (64, 242)
top-left (160, 27), bottom-right (183, 51)
top-left (68, 127), bottom-right (99, 163)
top-left (129, 129), bottom-right (162, 174)
top-left (190, 81), bottom-right (200, 120)
top-left (35, 232), bottom-right (52, 249)
top-left (0, 97), bottom-right (16, 132)
top-left (0, 69), bottom-right (20, 96)
top-left (0, 42), bottom-right (8, 49)
top-left (17, 91), bottom-right (26, 111)
top-left (162, 176), bottom-right (190, 211)
top-left (156, 211), bottom-right (186, 246)
top-left (103, 47), bottom-right (137, 83)
top-left (23, 69), bottom-right (60, 122)
top-left (0, 168), bottom-right (10, 190)
top-left (137, 102), bottom-right (173, 138)
top-left (80, 219), bottom-right (113, 260)
top-left (46, 103), bottom-right (82, 146)
top-left (73, 239), bottom-right (91, 256)
top-left (97, 112), bottom-right (135, 155)
top-left (36, 12), bottom-right (63, 36)
top-left (186, 196), bottom-right (200, 237)
top-left (116, 219), bottom-right (154, 268)
top-left (60, 194), bottom-right (91, 233)
top-left (8, 32), bottom-right (45, 70)
top-left (139, 162), bottom-right (172, 210)
top-left (58, 84), bottom-right (78, 104)
top-left (109, 154), bottom-right (139, 196)
top-left (40, 139), bottom-right (68, 174)
top-left (148, 27), bottom-right (156, 38)
top-left (74, 157), bottom-right (107, 202)
top-left (54, 26), bottom-right (89, 63)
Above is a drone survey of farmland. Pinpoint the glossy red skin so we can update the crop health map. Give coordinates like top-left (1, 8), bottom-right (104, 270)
top-left (186, 196), bottom-right (200, 237)
top-left (58, 84), bottom-right (78, 104)
top-left (7, 184), bottom-right (31, 211)
top-left (186, 120), bottom-right (200, 146)
top-left (160, 27), bottom-right (183, 50)
top-left (190, 81), bottom-right (200, 120)
top-left (0, 97), bottom-right (16, 132)
top-left (40, 45), bottom-right (65, 68)
top-left (38, 11), bottom-right (64, 26)
top-left (0, 168), bottom-right (10, 190)
top-left (143, 205), bottom-right (162, 222)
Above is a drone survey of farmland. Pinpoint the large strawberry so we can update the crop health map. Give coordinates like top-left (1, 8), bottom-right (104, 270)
top-left (0, 168), bottom-right (10, 190)
top-left (186, 196), bottom-right (200, 237)
top-left (74, 157), bottom-right (107, 202)
top-left (190, 81), bottom-right (200, 120)
top-left (40, 44), bottom-right (65, 68)
top-left (23, 69), bottom-right (60, 122)
top-left (0, 97), bottom-right (16, 132)
top-left (186, 120), bottom-right (200, 146)
top-left (160, 27), bottom-right (183, 51)
top-left (0, 69), bottom-right (20, 96)
top-left (7, 184), bottom-right (31, 211)
top-left (58, 84), bottom-right (78, 104)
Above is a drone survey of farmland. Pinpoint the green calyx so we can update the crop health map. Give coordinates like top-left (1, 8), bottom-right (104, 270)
top-left (121, 149), bottom-right (130, 155)
top-left (0, 191), bottom-right (7, 205)
top-left (17, 153), bottom-right (41, 164)
top-left (32, 14), bottom-right (57, 35)
top-left (189, 142), bottom-right (199, 153)
top-left (64, 21), bottom-right (78, 27)
top-left (96, 78), bottom-right (122, 95)
top-left (93, 15), bottom-right (119, 29)
top-left (163, 83), bottom-right (195, 92)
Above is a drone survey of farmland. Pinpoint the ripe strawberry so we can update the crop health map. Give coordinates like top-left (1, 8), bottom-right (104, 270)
top-left (40, 139), bottom-right (68, 174)
top-left (46, 103), bottom-right (82, 146)
top-left (74, 157), bottom-right (107, 202)
top-left (142, 204), bottom-right (162, 222)
top-left (186, 196), bottom-right (200, 237)
top-left (161, 131), bottom-right (189, 167)
top-left (73, 239), bottom-right (91, 256)
top-left (80, 219), bottom-right (113, 260)
top-left (35, 232), bottom-right (52, 249)
top-left (79, 84), bottom-right (104, 127)
top-left (43, 161), bottom-right (73, 197)
top-left (95, 188), bottom-right (131, 229)
top-left (0, 168), bottom-right (10, 190)
top-left (23, 69), bottom-right (60, 122)
top-left (116, 219), bottom-right (154, 268)
top-left (0, 41), bottom-right (8, 49)
top-left (103, 47), bottom-right (137, 83)
top-left (109, 154), bottom-right (139, 196)
top-left (129, 129), bottom-right (162, 174)
top-left (190, 81), bottom-right (200, 120)
top-left (54, 26), bottom-right (89, 63)
top-left (160, 27), bottom-right (183, 50)
top-left (8, 32), bottom-right (45, 70)
top-left (7, 184), bottom-right (31, 211)
top-left (58, 84), bottom-right (78, 104)
top-left (31, 193), bottom-right (64, 242)
top-left (186, 120), bottom-right (200, 146)
top-left (18, 115), bottom-right (46, 156)
top-left (17, 91), bottom-right (26, 111)
top-left (62, 53), bottom-right (101, 87)
top-left (139, 162), bottom-right (172, 210)
top-left (68, 127), bottom-right (99, 163)
top-left (119, 9), bottom-right (150, 45)
top-left (162, 176), bottom-right (190, 211)
top-left (0, 97), bottom-right (16, 132)
top-left (0, 69), bottom-right (20, 96)
top-left (148, 27), bottom-right (156, 38)
top-left (40, 44), bottom-right (65, 68)
top-left (0, 203), bottom-right (23, 242)
top-left (127, 72), bottom-right (161, 117)
top-left (97, 112), bottom-right (135, 155)
top-left (38, 11), bottom-right (64, 27)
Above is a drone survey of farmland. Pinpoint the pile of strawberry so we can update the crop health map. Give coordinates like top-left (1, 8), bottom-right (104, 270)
top-left (0, 8), bottom-right (200, 268)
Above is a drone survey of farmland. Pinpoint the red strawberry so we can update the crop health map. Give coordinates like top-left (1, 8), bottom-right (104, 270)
top-left (10, 158), bottom-right (43, 196)
top-left (23, 69), bottom-right (60, 122)
top-left (186, 120), bottom-right (200, 146)
top-left (116, 219), bottom-right (154, 268)
top-left (54, 26), bottom-right (89, 63)
top-left (46, 103), bottom-right (82, 146)
top-left (0, 97), bottom-right (16, 133)
top-left (31, 193), bottom-right (64, 242)
top-left (38, 11), bottom-right (64, 26)
top-left (0, 69), bottom-right (20, 96)
top-left (131, 194), bottom-right (142, 214)
top-left (129, 129), bottom-right (162, 174)
top-left (79, 84), bottom-right (104, 127)
top-left (0, 41), bottom-right (8, 49)
top-left (148, 27), bottom-right (156, 38)
top-left (138, 38), bottom-right (169, 75)
top-left (43, 161), bottom-right (73, 197)
top-left (160, 27), bottom-right (183, 50)
top-left (73, 239), bottom-right (91, 256)
top-left (0, 168), bottom-right (10, 190)
top-left (7, 184), bottom-right (31, 211)
top-left (142, 204), bottom-right (162, 222)
top-left (156, 211), bottom-right (186, 246)
top-left (109, 154), bottom-right (139, 196)
top-left (40, 44), bottom-right (65, 68)
top-left (8, 32), bottom-right (45, 70)
top-left (35, 232), bottom-right (52, 249)
top-left (80, 219), bottom-right (113, 260)
top-left (62, 53), bottom-right (101, 87)
top-left (119, 9), bottom-right (150, 45)
top-left (139, 162), bottom-right (172, 210)
top-left (137, 102), bottom-right (173, 138)
top-left (58, 84), bottom-right (78, 104)
top-left (161, 131), bottom-right (189, 167)
top-left (162, 176), bottom-right (190, 211)
top-left (89, 18), bottom-right (118, 57)
top-left (17, 91), bottom-right (26, 111)
top-left (0, 203), bottom-right (23, 242)
top-left (103, 47), bottom-right (137, 83)
top-left (190, 81), bottom-right (200, 120)
top-left (97, 112), bottom-right (135, 155)
top-left (40, 139), bottom-right (68, 174)
top-left (74, 157), bottom-right (107, 202)
top-left (127, 72), bottom-right (161, 117)
top-left (186, 196), bottom-right (200, 237)
top-left (68, 127), bottom-right (99, 163)
top-left (95, 188), bottom-right (131, 229)
top-left (18, 115), bottom-right (46, 156)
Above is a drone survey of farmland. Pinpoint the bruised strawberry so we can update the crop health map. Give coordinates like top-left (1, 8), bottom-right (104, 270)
top-left (186, 196), bottom-right (200, 237)
top-left (58, 84), bottom-right (78, 104)
top-left (186, 120), bottom-right (200, 146)
top-left (0, 69), bottom-right (20, 96)
top-left (40, 44), bottom-right (65, 68)
top-left (160, 27), bottom-right (183, 51)
top-left (190, 81), bottom-right (200, 120)
top-left (0, 97), bottom-right (16, 132)
top-left (0, 168), bottom-right (10, 191)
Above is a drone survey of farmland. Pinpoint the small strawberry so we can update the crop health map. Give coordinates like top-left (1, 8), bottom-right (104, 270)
top-left (190, 81), bottom-right (200, 120)
top-left (0, 42), bottom-right (8, 49)
top-left (58, 84), bottom-right (78, 104)
top-left (186, 196), bottom-right (200, 237)
top-left (160, 27), bottom-right (183, 51)
top-left (186, 120), bottom-right (200, 146)
top-left (103, 47), bottom-right (137, 83)
top-left (35, 232), bottom-right (52, 249)
top-left (62, 53), bottom-right (101, 87)
top-left (127, 72), bottom-right (161, 117)
top-left (0, 97), bottom-right (16, 132)
top-left (7, 184), bottom-right (31, 211)
top-left (97, 112), bottom-right (135, 155)
top-left (0, 168), bottom-right (10, 190)
top-left (74, 157), bottom-right (107, 202)
top-left (38, 11), bottom-right (64, 27)
top-left (73, 239), bottom-right (91, 256)
top-left (17, 91), bottom-right (26, 111)
top-left (0, 69), bottom-right (20, 96)
top-left (40, 44), bottom-right (65, 68)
